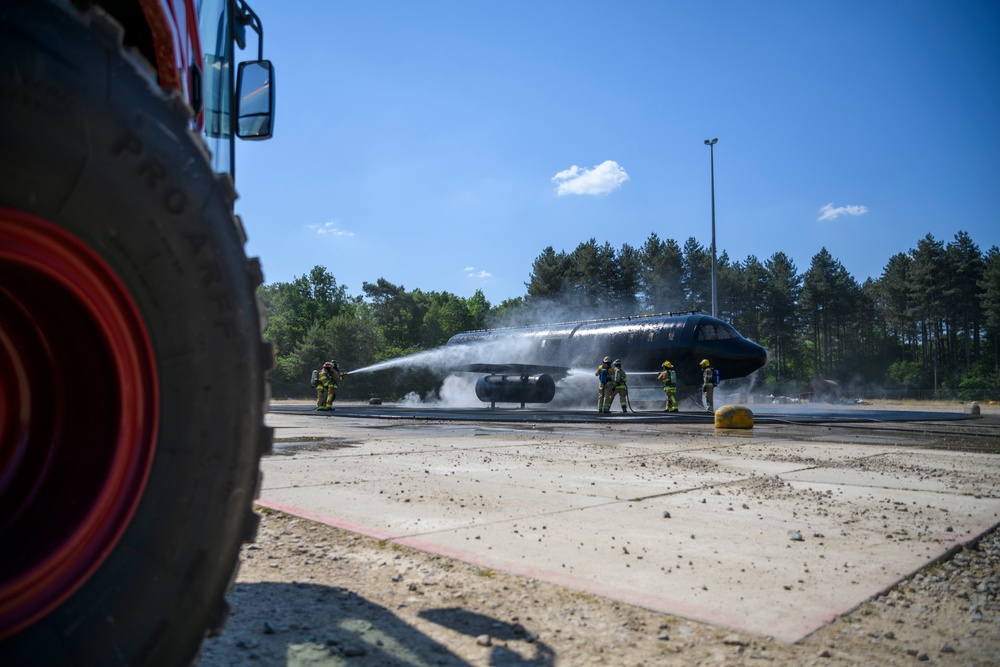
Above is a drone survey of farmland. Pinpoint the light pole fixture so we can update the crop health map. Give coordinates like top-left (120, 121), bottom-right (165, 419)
top-left (704, 138), bottom-right (718, 318)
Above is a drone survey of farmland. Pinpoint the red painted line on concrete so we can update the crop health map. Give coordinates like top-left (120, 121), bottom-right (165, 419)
top-left (254, 497), bottom-right (776, 638)
top-left (394, 535), bottom-right (768, 637)
top-left (254, 497), bottom-right (1000, 642)
top-left (255, 498), bottom-right (397, 541)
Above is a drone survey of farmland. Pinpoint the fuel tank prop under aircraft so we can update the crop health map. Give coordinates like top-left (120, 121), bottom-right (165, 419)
top-left (447, 312), bottom-right (767, 405)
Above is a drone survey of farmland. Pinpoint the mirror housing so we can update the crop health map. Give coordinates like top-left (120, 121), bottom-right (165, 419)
top-left (236, 60), bottom-right (275, 140)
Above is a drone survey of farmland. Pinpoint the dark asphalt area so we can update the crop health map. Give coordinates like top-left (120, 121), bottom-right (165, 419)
top-left (270, 401), bottom-right (981, 425)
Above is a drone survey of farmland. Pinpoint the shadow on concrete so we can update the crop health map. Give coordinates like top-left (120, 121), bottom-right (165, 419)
top-left (199, 582), bottom-right (553, 666)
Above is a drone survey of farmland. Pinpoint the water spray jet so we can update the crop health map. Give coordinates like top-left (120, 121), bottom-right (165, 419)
top-left (347, 312), bottom-right (768, 410)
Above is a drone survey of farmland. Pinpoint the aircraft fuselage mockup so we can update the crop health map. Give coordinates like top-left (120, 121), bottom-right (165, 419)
top-left (447, 312), bottom-right (767, 406)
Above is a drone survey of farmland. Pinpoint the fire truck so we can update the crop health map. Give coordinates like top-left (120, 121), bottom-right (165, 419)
top-left (0, 0), bottom-right (275, 662)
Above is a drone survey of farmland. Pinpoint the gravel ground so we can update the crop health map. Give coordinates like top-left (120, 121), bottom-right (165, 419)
top-left (199, 404), bottom-right (1000, 666)
top-left (198, 508), bottom-right (1000, 666)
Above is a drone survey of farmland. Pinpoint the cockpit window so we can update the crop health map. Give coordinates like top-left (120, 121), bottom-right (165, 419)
top-left (697, 323), bottom-right (738, 341)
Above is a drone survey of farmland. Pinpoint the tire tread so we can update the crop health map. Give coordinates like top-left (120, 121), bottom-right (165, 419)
top-left (0, 1), bottom-right (272, 661)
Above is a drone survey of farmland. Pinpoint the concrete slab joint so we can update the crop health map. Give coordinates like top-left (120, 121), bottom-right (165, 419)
top-left (259, 404), bottom-right (1000, 643)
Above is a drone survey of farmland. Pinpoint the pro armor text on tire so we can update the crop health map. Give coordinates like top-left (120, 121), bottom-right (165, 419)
top-left (0, 1), bottom-right (271, 663)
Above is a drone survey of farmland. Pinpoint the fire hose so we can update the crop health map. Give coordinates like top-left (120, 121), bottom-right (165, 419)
top-left (625, 386), bottom-right (636, 413)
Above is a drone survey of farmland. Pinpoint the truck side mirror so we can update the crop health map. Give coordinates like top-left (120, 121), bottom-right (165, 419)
top-left (236, 60), bottom-right (275, 140)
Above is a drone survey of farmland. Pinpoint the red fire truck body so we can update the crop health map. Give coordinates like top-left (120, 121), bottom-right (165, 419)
top-left (0, 1), bottom-right (274, 661)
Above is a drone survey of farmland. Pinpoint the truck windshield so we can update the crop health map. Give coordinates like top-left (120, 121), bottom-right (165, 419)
top-left (198, 0), bottom-right (233, 176)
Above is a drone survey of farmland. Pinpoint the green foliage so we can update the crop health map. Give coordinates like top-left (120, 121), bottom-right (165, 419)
top-left (262, 229), bottom-right (997, 402)
top-left (258, 266), bottom-right (350, 357)
top-left (639, 233), bottom-right (684, 313)
top-left (888, 361), bottom-right (923, 388)
top-left (487, 296), bottom-right (527, 327)
top-left (981, 247), bottom-right (1000, 332)
top-left (270, 354), bottom-right (307, 399)
top-left (956, 363), bottom-right (999, 402)
top-left (681, 237), bottom-right (711, 312)
top-left (419, 290), bottom-right (480, 347)
top-left (957, 374), bottom-right (986, 401)
top-left (525, 246), bottom-right (569, 299)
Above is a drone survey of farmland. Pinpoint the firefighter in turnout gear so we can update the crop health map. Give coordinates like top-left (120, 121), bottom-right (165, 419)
top-left (595, 356), bottom-right (614, 413)
top-left (701, 358), bottom-right (717, 412)
top-left (607, 359), bottom-right (628, 413)
top-left (314, 360), bottom-right (345, 410)
top-left (657, 360), bottom-right (678, 412)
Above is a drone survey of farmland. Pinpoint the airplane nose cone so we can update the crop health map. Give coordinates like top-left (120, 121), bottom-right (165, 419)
top-left (736, 341), bottom-right (767, 376)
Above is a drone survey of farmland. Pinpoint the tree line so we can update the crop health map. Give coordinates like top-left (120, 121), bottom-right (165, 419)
top-left (260, 231), bottom-right (1000, 402)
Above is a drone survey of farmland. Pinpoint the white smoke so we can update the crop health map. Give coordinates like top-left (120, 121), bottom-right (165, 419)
top-left (398, 391), bottom-right (423, 406)
top-left (437, 374), bottom-right (481, 408)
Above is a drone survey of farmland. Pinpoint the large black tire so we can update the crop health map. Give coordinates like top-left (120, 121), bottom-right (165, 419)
top-left (0, 1), bottom-right (272, 663)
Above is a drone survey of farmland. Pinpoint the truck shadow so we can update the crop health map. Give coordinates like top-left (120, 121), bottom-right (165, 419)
top-left (199, 582), bottom-right (555, 666)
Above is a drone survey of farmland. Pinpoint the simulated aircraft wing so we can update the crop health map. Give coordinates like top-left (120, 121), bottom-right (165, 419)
top-left (453, 363), bottom-right (570, 378)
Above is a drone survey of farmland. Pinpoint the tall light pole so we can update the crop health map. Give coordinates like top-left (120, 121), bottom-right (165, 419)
top-left (704, 138), bottom-right (718, 318)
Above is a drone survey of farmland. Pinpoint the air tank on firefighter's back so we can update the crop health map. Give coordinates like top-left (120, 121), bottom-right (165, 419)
top-left (475, 373), bottom-right (557, 405)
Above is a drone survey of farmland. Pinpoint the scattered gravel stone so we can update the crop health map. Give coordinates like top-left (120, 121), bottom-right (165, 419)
top-left (199, 416), bottom-right (1000, 667)
top-left (341, 643), bottom-right (367, 657)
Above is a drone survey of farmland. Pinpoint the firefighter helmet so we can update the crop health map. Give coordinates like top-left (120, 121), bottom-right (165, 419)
top-left (603, 356), bottom-right (611, 364)
top-left (700, 359), bottom-right (711, 368)
top-left (323, 361), bottom-right (333, 368)
top-left (613, 359), bottom-right (621, 367)
top-left (662, 361), bottom-right (673, 368)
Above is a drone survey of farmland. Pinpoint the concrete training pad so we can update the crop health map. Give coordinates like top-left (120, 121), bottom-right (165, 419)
top-left (258, 411), bottom-right (1000, 642)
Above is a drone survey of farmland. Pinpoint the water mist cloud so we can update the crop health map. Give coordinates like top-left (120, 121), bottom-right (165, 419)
top-left (349, 335), bottom-right (595, 407)
top-left (355, 336), bottom-right (545, 376)
top-left (817, 202), bottom-right (868, 222)
top-left (552, 160), bottom-right (629, 196)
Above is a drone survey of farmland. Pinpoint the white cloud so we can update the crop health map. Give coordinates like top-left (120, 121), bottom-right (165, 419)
top-left (552, 160), bottom-right (629, 196)
top-left (818, 202), bottom-right (869, 222)
top-left (465, 267), bottom-right (493, 279)
top-left (308, 221), bottom-right (355, 237)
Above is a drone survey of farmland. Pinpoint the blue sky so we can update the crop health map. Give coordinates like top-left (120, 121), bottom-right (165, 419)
top-left (233, 1), bottom-right (1000, 306)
